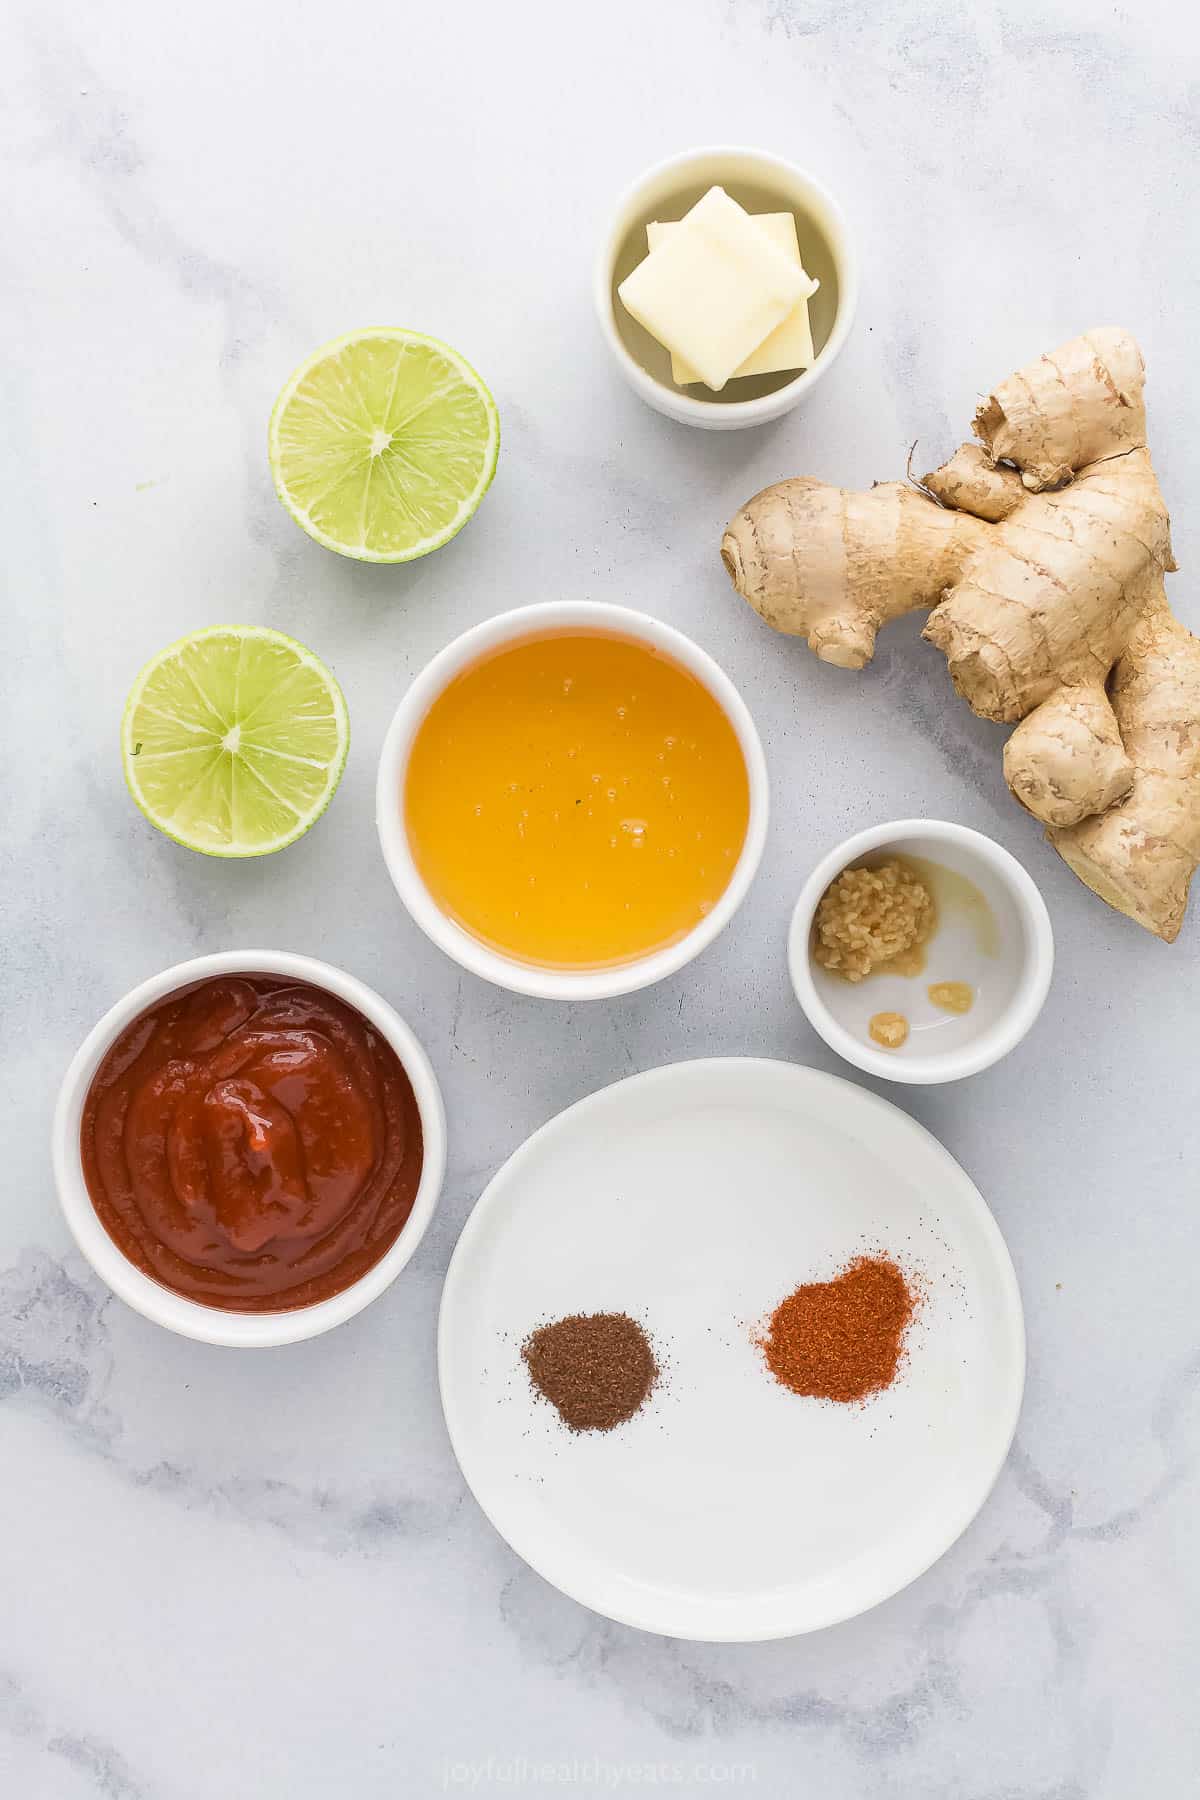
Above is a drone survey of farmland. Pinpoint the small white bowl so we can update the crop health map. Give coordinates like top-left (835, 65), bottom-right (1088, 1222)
top-left (789, 821), bottom-right (1054, 1085)
top-left (52, 950), bottom-right (447, 1347)
top-left (594, 145), bottom-right (858, 431)
top-left (377, 601), bottom-right (769, 1000)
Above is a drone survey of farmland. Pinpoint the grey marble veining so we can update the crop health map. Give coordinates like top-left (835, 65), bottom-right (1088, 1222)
top-left (3, 0), bottom-right (1198, 1794)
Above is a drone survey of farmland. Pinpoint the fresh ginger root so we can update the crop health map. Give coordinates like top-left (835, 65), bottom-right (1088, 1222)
top-left (721, 328), bottom-right (1200, 941)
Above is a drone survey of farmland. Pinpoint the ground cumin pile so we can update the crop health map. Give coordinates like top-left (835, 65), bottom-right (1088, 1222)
top-left (521, 1312), bottom-right (658, 1432)
top-left (813, 860), bottom-right (935, 982)
top-left (758, 1256), bottom-right (916, 1403)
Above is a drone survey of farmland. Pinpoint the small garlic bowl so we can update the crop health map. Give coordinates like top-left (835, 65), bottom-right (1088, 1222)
top-left (789, 821), bottom-right (1054, 1085)
top-left (594, 145), bottom-right (858, 431)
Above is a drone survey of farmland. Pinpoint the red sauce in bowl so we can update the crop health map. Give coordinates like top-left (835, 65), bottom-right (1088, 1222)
top-left (80, 974), bottom-right (424, 1313)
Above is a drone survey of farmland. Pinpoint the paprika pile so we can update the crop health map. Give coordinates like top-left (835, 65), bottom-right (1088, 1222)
top-left (757, 1256), bottom-right (916, 1403)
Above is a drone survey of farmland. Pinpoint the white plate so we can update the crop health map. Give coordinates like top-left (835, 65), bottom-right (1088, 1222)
top-left (438, 1059), bottom-right (1024, 1640)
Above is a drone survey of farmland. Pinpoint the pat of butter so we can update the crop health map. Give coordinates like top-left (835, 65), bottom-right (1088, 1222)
top-left (646, 213), bottom-right (818, 387)
top-left (617, 186), bottom-right (809, 392)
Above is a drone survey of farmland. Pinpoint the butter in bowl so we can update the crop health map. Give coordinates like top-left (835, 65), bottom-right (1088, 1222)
top-left (619, 185), bottom-right (820, 393)
top-left (595, 145), bottom-right (857, 431)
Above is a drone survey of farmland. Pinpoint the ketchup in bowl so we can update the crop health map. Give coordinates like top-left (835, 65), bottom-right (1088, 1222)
top-left (80, 975), bottom-right (424, 1313)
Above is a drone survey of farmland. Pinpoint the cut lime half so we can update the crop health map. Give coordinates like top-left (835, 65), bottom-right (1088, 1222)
top-left (268, 327), bottom-right (500, 563)
top-left (122, 625), bottom-right (350, 857)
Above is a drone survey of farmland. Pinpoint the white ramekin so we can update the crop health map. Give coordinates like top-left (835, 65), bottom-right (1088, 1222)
top-left (52, 950), bottom-right (447, 1347)
top-left (595, 145), bottom-right (858, 431)
top-left (789, 821), bottom-right (1054, 1085)
top-left (377, 601), bottom-right (769, 1000)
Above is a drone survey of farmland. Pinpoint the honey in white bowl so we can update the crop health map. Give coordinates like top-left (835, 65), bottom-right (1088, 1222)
top-left (404, 629), bottom-right (750, 969)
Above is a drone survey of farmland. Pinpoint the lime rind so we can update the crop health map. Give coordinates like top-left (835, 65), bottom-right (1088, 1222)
top-left (268, 327), bottom-right (500, 564)
top-left (122, 624), bottom-right (350, 858)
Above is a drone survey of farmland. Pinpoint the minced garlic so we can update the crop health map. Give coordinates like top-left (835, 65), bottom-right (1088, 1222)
top-left (813, 859), bottom-right (935, 982)
top-left (869, 1011), bottom-right (909, 1049)
top-left (928, 980), bottom-right (974, 1014)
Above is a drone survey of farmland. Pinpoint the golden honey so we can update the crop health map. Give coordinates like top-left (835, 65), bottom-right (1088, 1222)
top-left (404, 629), bottom-right (750, 968)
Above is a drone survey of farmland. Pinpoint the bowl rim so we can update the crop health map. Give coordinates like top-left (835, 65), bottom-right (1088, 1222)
top-left (593, 143), bottom-right (860, 427)
top-left (51, 949), bottom-right (447, 1347)
top-left (788, 820), bottom-right (1055, 1085)
top-left (376, 600), bottom-right (769, 1000)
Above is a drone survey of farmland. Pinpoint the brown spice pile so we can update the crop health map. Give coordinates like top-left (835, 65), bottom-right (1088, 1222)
top-left (813, 860), bottom-right (934, 981)
top-left (758, 1256), bottom-right (916, 1403)
top-left (521, 1312), bottom-right (658, 1432)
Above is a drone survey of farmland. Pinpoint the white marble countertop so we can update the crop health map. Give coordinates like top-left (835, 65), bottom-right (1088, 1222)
top-left (5, 1), bottom-right (1199, 1794)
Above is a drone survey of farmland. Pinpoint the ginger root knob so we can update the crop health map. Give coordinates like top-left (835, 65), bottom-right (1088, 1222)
top-left (720, 328), bottom-right (1199, 939)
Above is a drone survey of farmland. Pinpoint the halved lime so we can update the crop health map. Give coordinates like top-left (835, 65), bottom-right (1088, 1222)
top-left (268, 327), bottom-right (500, 563)
top-left (122, 625), bottom-right (350, 857)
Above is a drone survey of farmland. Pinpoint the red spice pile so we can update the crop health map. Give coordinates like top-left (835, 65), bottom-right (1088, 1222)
top-left (758, 1255), bottom-right (916, 1403)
